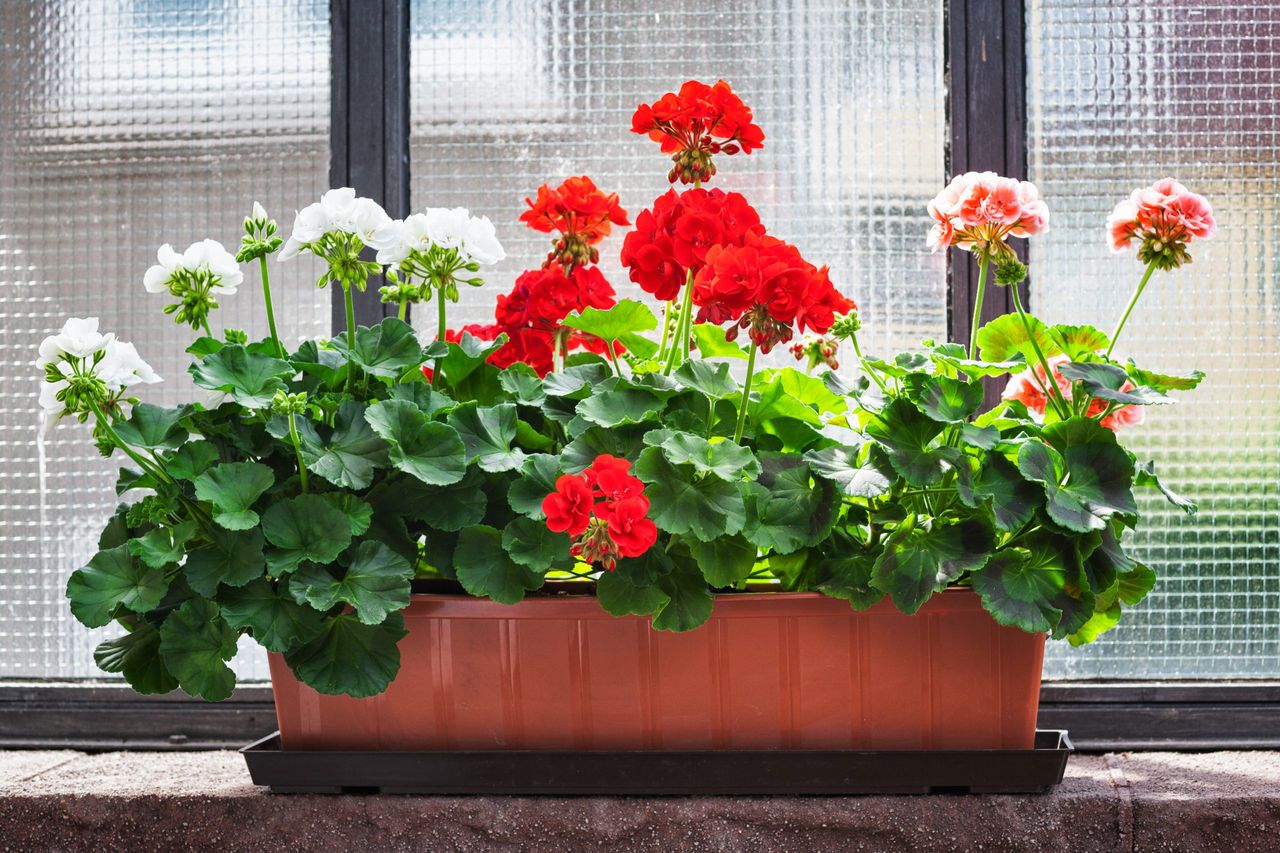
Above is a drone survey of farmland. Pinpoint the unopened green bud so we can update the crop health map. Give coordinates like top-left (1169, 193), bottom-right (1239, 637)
top-left (995, 258), bottom-right (1028, 286)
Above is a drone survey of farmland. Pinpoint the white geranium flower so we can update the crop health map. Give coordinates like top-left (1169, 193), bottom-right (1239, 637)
top-left (339, 197), bottom-right (393, 244)
top-left (38, 380), bottom-right (68, 433)
top-left (97, 340), bottom-right (163, 388)
top-left (280, 187), bottom-right (390, 259)
top-left (143, 239), bottom-right (242, 294)
top-left (421, 207), bottom-right (505, 266)
top-left (36, 317), bottom-right (115, 367)
top-left (459, 214), bottom-right (505, 266)
top-left (368, 213), bottom-right (436, 265)
top-left (251, 201), bottom-right (269, 222)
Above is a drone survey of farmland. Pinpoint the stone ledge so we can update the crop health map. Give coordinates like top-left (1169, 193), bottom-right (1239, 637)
top-left (0, 750), bottom-right (1276, 852)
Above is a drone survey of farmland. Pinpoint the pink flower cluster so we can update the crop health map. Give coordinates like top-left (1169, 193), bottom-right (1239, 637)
top-left (1106, 178), bottom-right (1216, 270)
top-left (1002, 354), bottom-right (1144, 432)
top-left (927, 171), bottom-right (1049, 259)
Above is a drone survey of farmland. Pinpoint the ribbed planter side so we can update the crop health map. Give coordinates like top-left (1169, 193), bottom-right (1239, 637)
top-left (270, 588), bottom-right (1045, 751)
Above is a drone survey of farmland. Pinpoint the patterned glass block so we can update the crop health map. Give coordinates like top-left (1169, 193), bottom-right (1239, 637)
top-left (408, 0), bottom-right (947, 359)
top-left (1029, 3), bottom-right (1280, 677)
top-left (0, 2), bottom-right (331, 680)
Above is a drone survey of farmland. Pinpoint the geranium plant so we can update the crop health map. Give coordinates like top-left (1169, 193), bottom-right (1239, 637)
top-left (44, 80), bottom-right (1210, 700)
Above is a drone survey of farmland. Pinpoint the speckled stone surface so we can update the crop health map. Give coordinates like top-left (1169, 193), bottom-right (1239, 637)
top-left (0, 750), bottom-right (1276, 852)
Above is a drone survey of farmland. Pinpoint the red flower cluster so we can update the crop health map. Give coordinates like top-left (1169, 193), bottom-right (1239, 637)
top-left (692, 233), bottom-right (856, 353)
top-left (619, 188), bottom-right (764, 300)
top-left (632, 79), bottom-right (765, 184)
top-left (466, 265), bottom-right (618, 375)
top-left (519, 176), bottom-right (630, 270)
top-left (542, 455), bottom-right (657, 571)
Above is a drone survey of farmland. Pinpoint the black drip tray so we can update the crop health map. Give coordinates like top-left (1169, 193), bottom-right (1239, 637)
top-left (241, 729), bottom-right (1073, 795)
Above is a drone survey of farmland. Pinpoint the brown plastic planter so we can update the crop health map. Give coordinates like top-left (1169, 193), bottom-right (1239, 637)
top-left (270, 586), bottom-right (1045, 752)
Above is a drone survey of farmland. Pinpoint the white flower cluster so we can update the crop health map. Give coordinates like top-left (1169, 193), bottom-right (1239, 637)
top-left (143, 239), bottom-right (244, 295)
top-left (280, 187), bottom-right (395, 259)
top-left (37, 318), bottom-right (161, 431)
top-left (369, 207), bottom-right (506, 267)
top-left (278, 187), bottom-right (505, 268)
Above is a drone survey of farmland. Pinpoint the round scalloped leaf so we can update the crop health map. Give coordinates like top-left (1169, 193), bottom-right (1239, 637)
top-left (643, 429), bottom-right (760, 481)
top-left (297, 402), bottom-right (390, 490)
top-left (454, 525), bottom-right (545, 604)
top-left (190, 345), bottom-right (293, 409)
top-left (261, 494), bottom-right (353, 576)
top-left (284, 612), bottom-right (406, 698)
top-left (870, 517), bottom-right (994, 614)
top-left (218, 578), bottom-right (325, 653)
top-left (67, 544), bottom-right (169, 628)
top-left (817, 555), bottom-right (884, 611)
top-left (634, 446), bottom-right (746, 542)
top-left (501, 517), bottom-right (573, 571)
top-left (93, 622), bottom-right (178, 695)
top-left (915, 376), bottom-right (984, 423)
top-left (365, 399), bottom-right (466, 485)
top-left (688, 534), bottom-right (757, 587)
top-left (805, 444), bottom-right (894, 499)
top-left (596, 570), bottom-right (671, 617)
top-left (183, 526), bottom-right (265, 596)
top-left (329, 317), bottom-right (422, 378)
top-left (652, 567), bottom-right (714, 632)
top-left (194, 461), bottom-right (275, 530)
top-left (157, 598), bottom-right (239, 701)
top-left (111, 403), bottom-right (191, 450)
top-left (976, 312), bottom-right (1061, 364)
top-left (446, 402), bottom-right (526, 472)
top-left (291, 541), bottom-right (414, 625)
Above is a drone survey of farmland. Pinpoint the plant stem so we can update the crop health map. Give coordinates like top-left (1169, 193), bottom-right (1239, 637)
top-left (200, 318), bottom-right (213, 339)
top-left (397, 299), bottom-right (408, 322)
top-left (847, 328), bottom-right (887, 391)
top-left (657, 299), bottom-right (674, 363)
top-left (663, 270), bottom-right (695, 375)
top-left (1010, 283), bottom-right (1072, 419)
top-left (286, 414), bottom-right (309, 494)
top-left (342, 283), bottom-right (356, 350)
top-left (436, 287), bottom-right (448, 342)
top-left (258, 256), bottom-right (285, 359)
top-left (87, 401), bottom-right (172, 487)
top-left (1106, 258), bottom-right (1159, 359)
top-left (967, 256), bottom-right (989, 360)
top-left (733, 341), bottom-right (758, 443)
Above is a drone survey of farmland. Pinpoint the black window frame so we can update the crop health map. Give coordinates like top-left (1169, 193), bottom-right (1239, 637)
top-left (1, 0), bottom-right (1275, 750)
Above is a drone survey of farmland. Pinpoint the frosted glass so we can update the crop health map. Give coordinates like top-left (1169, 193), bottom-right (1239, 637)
top-left (1029, 2), bottom-right (1280, 677)
top-left (0, 1), bottom-right (331, 680)
top-left (408, 0), bottom-right (948, 358)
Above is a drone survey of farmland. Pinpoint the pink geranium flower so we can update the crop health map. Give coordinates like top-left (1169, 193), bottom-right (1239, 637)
top-left (1002, 354), bottom-right (1145, 432)
top-left (1107, 178), bottom-right (1215, 269)
top-left (926, 171), bottom-right (1048, 260)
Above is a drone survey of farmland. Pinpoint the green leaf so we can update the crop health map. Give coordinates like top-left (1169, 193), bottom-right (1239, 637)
top-left (382, 469), bottom-right (486, 531)
top-left (446, 402), bottom-right (526, 472)
top-left (542, 363), bottom-right (612, 399)
top-left (190, 345), bottom-right (293, 408)
top-left (284, 612), bottom-right (407, 698)
top-left (971, 541), bottom-right (1073, 633)
top-left (330, 317), bottom-right (422, 378)
top-left (183, 526), bottom-right (266, 596)
top-left (1047, 324), bottom-right (1111, 360)
top-left (643, 429), bottom-right (760, 481)
top-left (261, 494), bottom-right (353, 576)
top-left (498, 363), bottom-right (546, 407)
top-left (1117, 563), bottom-right (1157, 606)
top-left (93, 622), bottom-right (177, 694)
top-left (652, 567), bottom-right (714, 631)
top-left (817, 555), bottom-right (884, 610)
top-left (805, 443), bottom-right (894, 498)
top-left (127, 521), bottom-right (197, 569)
top-left (976, 312), bottom-right (1061, 365)
top-left (1125, 361), bottom-right (1205, 392)
top-left (1056, 361), bottom-right (1174, 406)
top-left (1067, 604), bottom-right (1121, 646)
top-left (292, 338), bottom-right (348, 389)
top-left (1018, 418), bottom-right (1137, 533)
top-left (634, 447), bottom-right (747, 541)
top-left (674, 360), bottom-right (738, 399)
top-left (561, 299), bottom-right (658, 341)
top-left (298, 401), bottom-right (390, 490)
top-left (219, 578), bottom-right (326, 653)
top-left (915, 376), bottom-right (983, 423)
top-left (688, 534), bottom-right (757, 587)
top-left (863, 352), bottom-right (931, 378)
top-left (158, 598), bottom-right (238, 701)
top-left (67, 545), bottom-right (168, 628)
top-left (291, 541), bottom-right (414, 625)
top-left (193, 461), bottom-right (275, 530)
top-left (502, 517), bottom-right (572, 571)
top-left (387, 381), bottom-right (456, 416)
top-left (561, 425), bottom-right (644, 473)
top-left (507, 454), bottom-right (561, 520)
top-left (366, 399), bottom-right (467, 485)
top-left (111, 403), bottom-right (190, 450)
top-left (577, 387), bottom-right (666, 428)
top-left (743, 457), bottom-right (838, 554)
top-left (1135, 460), bottom-right (1197, 514)
top-left (929, 343), bottom-right (1028, 378)
top-left (973, 452), bottom-right (1042, 532)
top-left (454, 525), bottom-right (545, 604)
top-left (691, 322), bottom-right (749, 359)
top-left (865, 398), bottom-right (949, 486)
top-left (167, 441), bottom-right (221, 481)
top-left (438, 332), bottom-right (505, 386)
top-left (958, 423), bottom-right (1000, 450)
top-left (871, 517), bottom-right (994, 613)
top-left (596, 570), bottom-right (670, 616)
top-left (320, 493), bottom-right (374, 536)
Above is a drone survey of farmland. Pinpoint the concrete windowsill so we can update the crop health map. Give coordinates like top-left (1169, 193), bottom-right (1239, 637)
top-left (1, 750), bottom-right (1278, 851)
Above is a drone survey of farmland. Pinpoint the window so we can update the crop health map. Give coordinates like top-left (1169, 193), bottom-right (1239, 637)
top-left (0, 0), bottom-right (331, 680)
top-left (1029, 0), bottom-right (1280, 678)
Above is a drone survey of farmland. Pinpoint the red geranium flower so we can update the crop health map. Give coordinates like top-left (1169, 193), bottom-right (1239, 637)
top-left (694, 233), bottom-right (856, 353)
top-left (542, 474), bottom-right (595, 537)
top-left (543, 455), bottom-right (657, 570)
top-left (632, 80), bottom-right (765, 184)
top-left (520, 176), bottom-right (630, 269)
top-left (620, 188), bottom-right (764, 301)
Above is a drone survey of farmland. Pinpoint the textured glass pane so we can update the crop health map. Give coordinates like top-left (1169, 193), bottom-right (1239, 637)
top-left (408, 0), bottom-right (946, 357)
top-left (1029, 3), bottom-right (1280, 677)
top-left (0, 2), bottom-right (331, 680)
